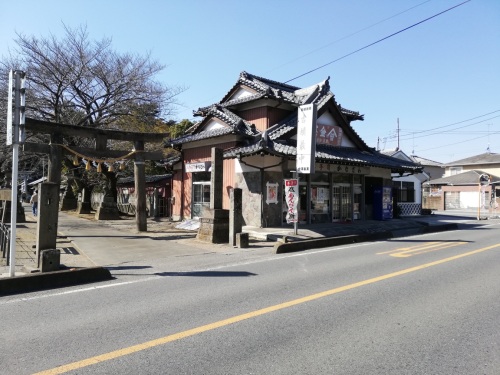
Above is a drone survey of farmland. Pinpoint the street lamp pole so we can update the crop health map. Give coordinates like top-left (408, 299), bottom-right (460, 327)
top-left (478, 174), bottom-right (490, 220)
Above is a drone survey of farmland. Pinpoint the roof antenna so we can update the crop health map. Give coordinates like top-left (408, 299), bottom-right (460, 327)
top-left (411, 132), bottom-right (415, 155)
top-left (396, 118), bottom-right (400, 151)
top-left (487, 123), bottom-right (491, 153)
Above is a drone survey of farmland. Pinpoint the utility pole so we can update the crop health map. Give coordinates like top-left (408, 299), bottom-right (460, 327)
top-left (7, 70), bottom-right (26, 277)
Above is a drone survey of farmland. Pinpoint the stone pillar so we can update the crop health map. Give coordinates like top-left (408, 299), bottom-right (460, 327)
top-left (197, 147), bottom-right (229, 243)
top-left (76, 188), bottom-right (92, 214)
top-left (60, 183), bottom-right (77, 211)
top-left (210, 147), bottom-right (223, 210)
top-left (229, 188), bottom-right (243, 246)
top-left (95, 194), bottom-right (120, 220)
top-left (153, 188), bottom-right (159, 218)
top-left (36, 182), bottom-right (60, 267)
top-left (134, 141), bottom-right (147, 231)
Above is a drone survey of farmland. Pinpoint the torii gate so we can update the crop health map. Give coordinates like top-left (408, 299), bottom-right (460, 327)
top-left (23, 117), bottom-right (168, 254)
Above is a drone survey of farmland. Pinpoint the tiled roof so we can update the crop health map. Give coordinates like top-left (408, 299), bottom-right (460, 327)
top-left (170, 71), bottom-right (421, 173)
top-left (206, 71), bottom-right (363, 121)
top-left (425, 170), bottom-right (500, 185)
top-left (445, 152), bottom-right (500, 167)
top-left (117, 174), bottom-right (172, 185)
top-left (224, 139), bottom-right (421, 173)
top-left (410, 155), bottom-right (443, 167)
top-left (171, 106), bottom-right (257, 146)
top-left (380, 150), bottom-right (444, 167)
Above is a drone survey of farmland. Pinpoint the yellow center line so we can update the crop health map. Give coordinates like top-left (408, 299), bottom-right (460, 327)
top-left (34, 243), bottom-right (500, 375)
top-left (391, 241), bottom-right (467, 257)
top-left (376, 242), bottom-right (442, 254)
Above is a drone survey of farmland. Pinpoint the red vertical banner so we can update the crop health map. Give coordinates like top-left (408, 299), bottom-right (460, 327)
top-left (285, 179), bottom-right (299, 223)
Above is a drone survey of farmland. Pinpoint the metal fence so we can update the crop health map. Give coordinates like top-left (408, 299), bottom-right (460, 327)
top-left (0, 222), bottom-right (11, 265)
top-left (91, 192), bottom-right (170, 218)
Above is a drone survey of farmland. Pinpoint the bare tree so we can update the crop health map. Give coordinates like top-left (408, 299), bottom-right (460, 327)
top-left (0, 24), bottom-right (183, 193)
top-left (1, 24), bottom-right (182, 127)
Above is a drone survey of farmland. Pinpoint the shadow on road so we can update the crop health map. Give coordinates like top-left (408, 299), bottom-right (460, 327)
top-left (155, 271), bottom-right (257, 277)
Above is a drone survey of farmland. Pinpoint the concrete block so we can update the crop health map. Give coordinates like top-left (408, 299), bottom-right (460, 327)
top-left (0, 267), bottom-right (113, 296)
top-left (236, 233), bottom-right (249, 248)
top-left (40, 249), bottom-right (61, 272)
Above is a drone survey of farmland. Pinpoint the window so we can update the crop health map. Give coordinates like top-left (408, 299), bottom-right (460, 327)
top-left (449, 167), bottom-right (462, 176)
top-left (393, 181), bottom-right (415, 202)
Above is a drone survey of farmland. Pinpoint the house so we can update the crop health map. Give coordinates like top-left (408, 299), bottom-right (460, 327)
top-left (168, 71), bottom-right (421, 227)
top-left (423, 152), bottom-right (500, 211)
top-left (380, 150), bottom-right (443, 216)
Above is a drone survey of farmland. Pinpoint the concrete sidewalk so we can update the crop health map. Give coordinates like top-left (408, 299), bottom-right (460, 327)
top-left (1, 205), bottom-right (486, 295)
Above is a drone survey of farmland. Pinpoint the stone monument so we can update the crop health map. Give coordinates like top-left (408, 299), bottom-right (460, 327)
top-left (196, 148), bottom-right (230, 243)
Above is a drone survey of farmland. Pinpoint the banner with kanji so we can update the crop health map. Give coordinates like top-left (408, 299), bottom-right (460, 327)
top-left (284, 179), bottom-right (299, 223)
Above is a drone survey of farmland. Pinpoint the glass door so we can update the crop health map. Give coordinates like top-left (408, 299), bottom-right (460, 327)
top-left (332, 184), bottom-right (352, 221)
top-left (192, 182), bottom-right (211, 218)
top-left (332, 186), bottom-right (341, 221)
top-left (341, 185), bottom-right (352, 221)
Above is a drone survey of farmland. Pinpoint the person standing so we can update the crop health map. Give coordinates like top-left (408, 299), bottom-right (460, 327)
top-left (30, 190), bottom-right (38, 216)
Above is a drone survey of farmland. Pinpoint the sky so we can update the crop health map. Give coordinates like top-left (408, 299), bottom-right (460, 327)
top-left (1, 0), bottom-right (499, 164)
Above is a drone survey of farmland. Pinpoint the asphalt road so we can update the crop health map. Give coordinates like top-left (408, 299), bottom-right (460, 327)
top-left (1, 220), bottom-right (499, 374)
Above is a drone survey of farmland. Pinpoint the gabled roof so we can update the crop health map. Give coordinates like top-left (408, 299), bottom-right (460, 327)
top-left (410, 155), bottom-right (443, 167)
top-left (380, 150), bottom-right (443, 169)
top-left (199, 71), bottom-right (363, 122)
top-left (424, 170), bottom-right (500, 186)
top-left (171, 105), bottom-right (257, 146)
top-left (445, 152), bottom-right (500, 167)
top-left (380, 149), bottom-right (413, 162)
top-left (168, 71), bottom-right (419, 173)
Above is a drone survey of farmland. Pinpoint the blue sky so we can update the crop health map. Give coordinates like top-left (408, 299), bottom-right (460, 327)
top-left (1, 0), bottom-right (499, 164)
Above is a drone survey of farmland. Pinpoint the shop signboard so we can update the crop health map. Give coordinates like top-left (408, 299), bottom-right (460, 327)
top-left (284, 179), bottom-right (299, 223)
top-left (185, 162), bottom-right (210, 173)
top-left (315, 162), bottom-right (370, 175)
top-left (316, 123), bottom-right (343, 146)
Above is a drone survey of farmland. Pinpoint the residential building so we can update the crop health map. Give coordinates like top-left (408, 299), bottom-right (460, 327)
top-left (423, 152), bottom-right (500, 211)
top-left (380, 150), bottom-right (443, 216)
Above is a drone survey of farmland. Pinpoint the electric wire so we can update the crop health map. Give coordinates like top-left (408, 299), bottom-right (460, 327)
top-left (285, 0), bottom-right (471, 83)
top-left (399, 109), bottom-right (500, 136)
top-left (396, 114), bottom-right (500, 142)
top-left (265, 0), bottom-right (433, 74)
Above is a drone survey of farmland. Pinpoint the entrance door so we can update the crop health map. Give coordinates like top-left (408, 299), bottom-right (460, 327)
top-left (332, 184), bottom-right (352, 221)
top-left (192, 182), bottom-right (211, 218)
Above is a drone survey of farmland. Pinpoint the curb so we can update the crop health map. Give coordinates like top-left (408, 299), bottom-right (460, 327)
top-left (0, 267), bottom-right (113, 296)
top-left (275, 232), bottom-right (392, 254)
top-left (274, 223), bottom-right (458, 254)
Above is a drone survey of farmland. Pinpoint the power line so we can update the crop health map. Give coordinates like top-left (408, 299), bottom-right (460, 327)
top-left (400, 109), bottom-right (500, 135)
top-left (379, 110), bottom-right (500, 142)
top-left (265, 0), bottom-right (433, 74)
top-left (399, 114), bottom-right (500, 141)
top-left (177, 1), bottom-right (436, 118)
top-left (418, 131), bottom-right (500, 152)
top-left (285, 0), bottom-right (471, 84)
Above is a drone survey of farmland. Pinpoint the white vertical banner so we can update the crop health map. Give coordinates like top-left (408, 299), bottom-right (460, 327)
top-left (284, 179), bottom-right (299, 223)
top-left (6, 70), bottom-right (13, 146)
top-left (296, 103), bottom-right (317, 174)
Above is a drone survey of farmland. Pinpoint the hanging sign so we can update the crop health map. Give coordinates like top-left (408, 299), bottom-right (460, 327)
top-left (266, 182), bottom-right (278, 204)
top-left (284, 179), bottom-right (299, 223)
top-left (185, 162), bottom-right (210, 173)
top-left (296, 104), bottom-right (317, 174)
top-left (315, 162), bottom-right (370, 175)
